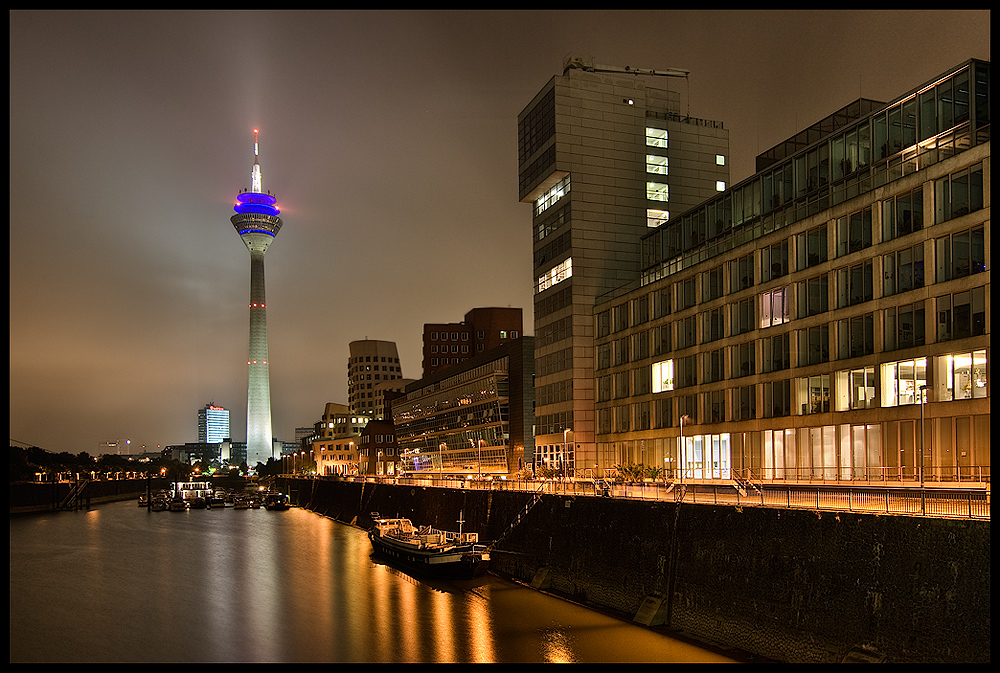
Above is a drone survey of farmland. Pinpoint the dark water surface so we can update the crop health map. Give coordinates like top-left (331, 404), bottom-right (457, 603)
top-left (10, 500), bottom-right (735, 663)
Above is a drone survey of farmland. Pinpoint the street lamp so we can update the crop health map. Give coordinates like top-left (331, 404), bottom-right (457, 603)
top-left (679, 415), bottom-right (691, 484)
top-left (563, 428), bottom-right (572, 479)
top-left (919, 384), bottom-right (928, 514)
top-left (439, 442), bottom-right (446, 480)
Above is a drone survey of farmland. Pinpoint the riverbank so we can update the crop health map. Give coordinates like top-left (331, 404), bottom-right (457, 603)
top-left (9, 479), bottom-right (164, 514)
top-left (279, 477), bottom-right (989, 664)
top-left (8, 476), bottom-right (251, 514)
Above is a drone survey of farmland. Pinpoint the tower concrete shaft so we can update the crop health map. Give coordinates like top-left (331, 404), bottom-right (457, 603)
top-left (231, 130), bottom-right (283, 468)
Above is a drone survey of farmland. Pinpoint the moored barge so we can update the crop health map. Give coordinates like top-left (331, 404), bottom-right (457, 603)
top-left (368, 513), bottom-right (490, 579)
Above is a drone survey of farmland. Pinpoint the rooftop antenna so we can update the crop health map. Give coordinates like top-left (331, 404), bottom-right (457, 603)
top-left (564, 55), bottom-right (692, 116)
top-left (251, 128), bottom-right (262, 194)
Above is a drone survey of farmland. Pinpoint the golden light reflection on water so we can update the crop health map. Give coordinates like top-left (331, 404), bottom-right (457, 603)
top-left (466, 584), bottom-right (497, 662)
top-left (541, 626), bottom-right (577, 663)
top-left (368, 559), bottom-right (500, 662)
top-left (11, 502), bottom-right (737, 663)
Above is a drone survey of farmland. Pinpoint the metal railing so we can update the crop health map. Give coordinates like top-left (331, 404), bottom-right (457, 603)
top-left (320, 473), bottom-right (988, 520)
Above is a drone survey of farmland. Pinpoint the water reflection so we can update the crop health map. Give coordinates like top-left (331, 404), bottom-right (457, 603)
top-left (10, 500), bottom-right (735, 663)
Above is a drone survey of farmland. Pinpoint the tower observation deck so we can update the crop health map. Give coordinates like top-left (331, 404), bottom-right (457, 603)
top-left (231, 129), bottom-right (283, 468)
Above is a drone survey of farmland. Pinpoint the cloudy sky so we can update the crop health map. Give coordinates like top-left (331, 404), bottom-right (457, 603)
top-left (10, 10), bottom-right (990, 455)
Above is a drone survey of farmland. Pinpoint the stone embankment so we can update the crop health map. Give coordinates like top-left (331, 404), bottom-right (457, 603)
top-left (281, 477), bottom-right (989, 664)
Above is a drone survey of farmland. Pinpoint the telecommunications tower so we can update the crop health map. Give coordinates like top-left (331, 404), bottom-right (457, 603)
top-left (231, 129), bottom-right (283, 468)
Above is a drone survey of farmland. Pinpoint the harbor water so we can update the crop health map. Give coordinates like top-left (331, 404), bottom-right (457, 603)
top-left (9, 499), bottom-right (736, 663)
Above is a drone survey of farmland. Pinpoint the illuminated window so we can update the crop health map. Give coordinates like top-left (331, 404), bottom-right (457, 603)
top-left (760, 287), bottom-right (790, 328)
top-left (535, 175), bottom-right (570, 216)
top-left (646, 182), bottom-right (669, 202)
top-left (646, 127), bottom-right (668, 148)
top-left (652, 359), bottom-right (674, 393)
top-left (537, 258), bottom-right (572, 293)
top-left (936, 350), bottom-right (988, 401)
top-left (716, 181), bottom-right (726, 191)
top-left (647, 209), bottom-right (669, 228)
top-left (646, 154), bottom-right (668, 175)
top-left (880, 358), bottom-right (927, 407)
top-left (716, 155), bottom-right (726, 166)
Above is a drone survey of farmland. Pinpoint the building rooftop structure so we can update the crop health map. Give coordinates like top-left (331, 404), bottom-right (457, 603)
top-left (422, 307), bottom-right (523, 378)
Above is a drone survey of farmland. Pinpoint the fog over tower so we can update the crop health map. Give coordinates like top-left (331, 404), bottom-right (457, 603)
top-left (231, 129), bottom-right (283, 468)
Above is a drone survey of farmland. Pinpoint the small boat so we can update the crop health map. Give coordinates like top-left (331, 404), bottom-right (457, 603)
top-left (233, 497), bottom-right (250, 510)
top-left (138, 494), bottom-right (150, 507)
top-left (190, 496), bottom-right (208, 509)
top-left (168, 498), bottom-right (189, 512)
top-left (150, 497), bottom-right (168, 512)
top-left (368, 512), bottom-right (490, 579)
top-left (263, 493), bottom-right (289, 511)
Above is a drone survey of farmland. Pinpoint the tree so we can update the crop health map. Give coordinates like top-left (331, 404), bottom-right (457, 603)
top-left (643, 464), bottom-right (665, 481)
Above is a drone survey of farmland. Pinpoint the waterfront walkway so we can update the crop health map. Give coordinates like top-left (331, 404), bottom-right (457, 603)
top-left (300, 474), bottom-right (989, 521)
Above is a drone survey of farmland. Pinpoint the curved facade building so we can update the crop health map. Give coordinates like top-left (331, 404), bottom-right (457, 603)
top-left (348, 340), bottom-right (402, 418)
top-left (232, 130), bottom-right (283, 468)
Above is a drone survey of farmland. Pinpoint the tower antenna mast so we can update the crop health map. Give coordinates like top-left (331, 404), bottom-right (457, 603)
top-left (251, 128), bottom-right (263, 194)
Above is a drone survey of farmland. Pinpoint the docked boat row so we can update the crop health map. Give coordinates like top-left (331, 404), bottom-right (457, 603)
top-left (368, 512), bottom-right (490, 580)
top-left (139, 483), bottom-right (290, 512)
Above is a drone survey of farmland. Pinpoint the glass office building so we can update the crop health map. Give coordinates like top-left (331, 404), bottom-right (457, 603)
top-left (197, 404), bottom-right (230, 444)
top-left (394, 338), bottom-right (534, 477)
top-left (593, 59), bottom-right (990, 485)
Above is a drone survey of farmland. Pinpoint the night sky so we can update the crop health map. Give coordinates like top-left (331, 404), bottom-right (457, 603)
top-left (10, 10), bottom-right (990, 455)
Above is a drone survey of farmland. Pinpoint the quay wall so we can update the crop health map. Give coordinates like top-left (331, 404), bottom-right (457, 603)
top-left (9, 478), bottom-right (167, 513)
top-left (280, 477), bottom-right (989, 664)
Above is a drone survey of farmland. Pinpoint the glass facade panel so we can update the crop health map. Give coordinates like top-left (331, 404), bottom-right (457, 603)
top-left (881, 358), bottom-right (927, 407)
top-left (652, 359), bottom-right (674, 393)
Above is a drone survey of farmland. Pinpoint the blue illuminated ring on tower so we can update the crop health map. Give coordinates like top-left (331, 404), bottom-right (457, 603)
top-left (234, 191), bottom-right (280, 217)
top-left (238, 228), bottom-right (277, 237)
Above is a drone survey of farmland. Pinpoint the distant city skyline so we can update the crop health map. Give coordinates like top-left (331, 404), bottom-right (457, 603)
top-left (9, 10), bottom-right (990, 454)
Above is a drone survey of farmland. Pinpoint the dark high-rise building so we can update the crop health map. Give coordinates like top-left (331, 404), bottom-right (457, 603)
top-left (518, 57), bottom-right (730, 474)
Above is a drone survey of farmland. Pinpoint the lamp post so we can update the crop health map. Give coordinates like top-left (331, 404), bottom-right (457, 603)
top-left (563, 428), bottom-right (571, 480)
top-left (679, 415), bottom-right (690, 484)
top-left (919, 384), bottom-right (928, 514)
top-left (439, 442), bottom-right (445, 481)
top-left (478, 440), bottom-right (483, 481)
